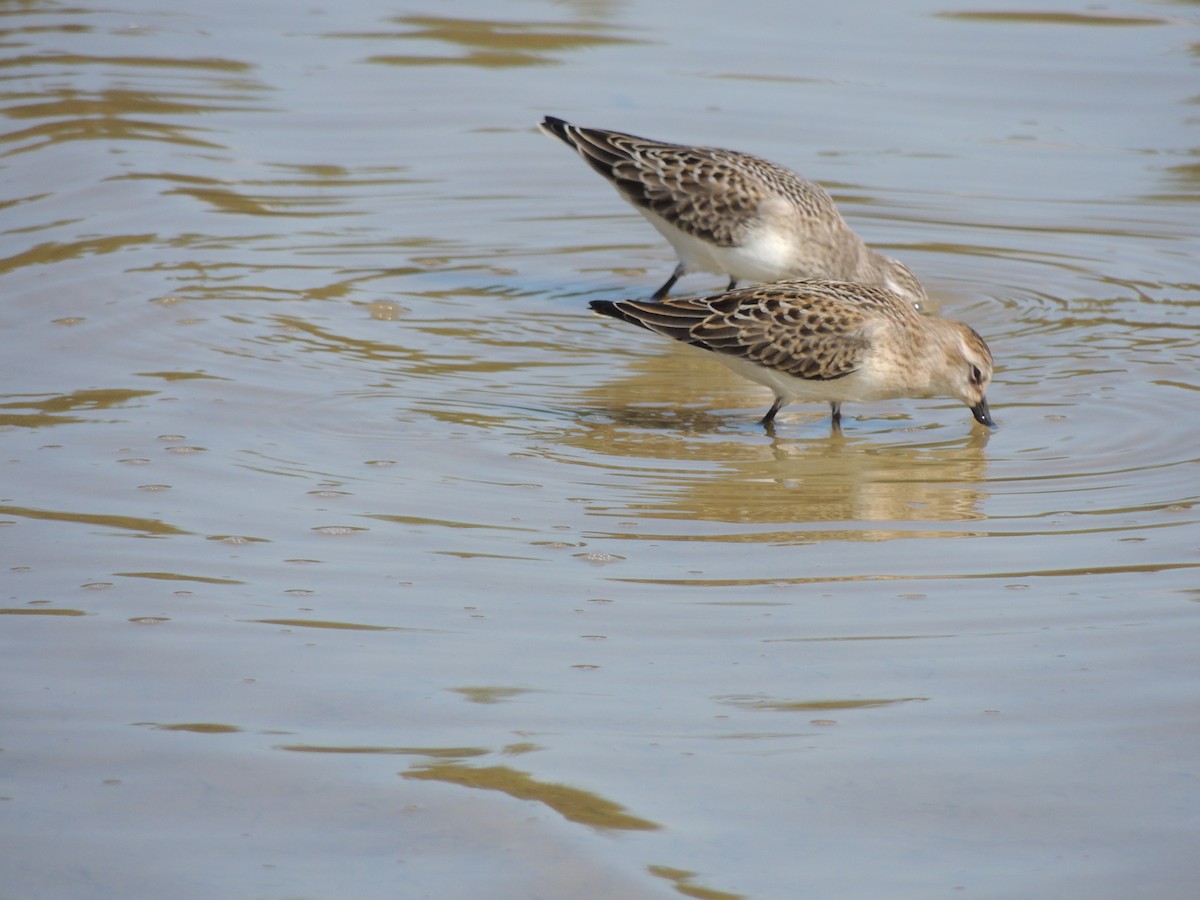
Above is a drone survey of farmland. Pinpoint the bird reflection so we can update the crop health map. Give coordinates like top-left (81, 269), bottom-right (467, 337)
top-left (563, 345), bottom-right (991, 537)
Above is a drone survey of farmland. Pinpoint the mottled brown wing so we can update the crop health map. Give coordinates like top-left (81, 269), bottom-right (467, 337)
top-left (590, 283), bottom-right (874, 382)
top-left (690, 289), bottom-right (871, 381)
top-left (543, 118), bottom-right (775, 247)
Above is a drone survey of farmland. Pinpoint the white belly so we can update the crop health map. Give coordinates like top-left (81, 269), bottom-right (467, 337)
top-left (638, 210), bottom-right (794, 284)
top-left (714, 353), bottom-right (909, 405)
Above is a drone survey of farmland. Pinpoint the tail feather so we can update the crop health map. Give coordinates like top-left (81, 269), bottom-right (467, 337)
top-left (539, 115), bottom-right (573, 145)
top-left (588, 299), bottom-right (654, 333)
top-left (588, 299), bottom-right (707, 345)
top-left (540, 116), bottom-right (630, 182)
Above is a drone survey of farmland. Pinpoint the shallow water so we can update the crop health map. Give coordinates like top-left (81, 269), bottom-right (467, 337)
top-left (2, 1), bottom-right (1199, 898)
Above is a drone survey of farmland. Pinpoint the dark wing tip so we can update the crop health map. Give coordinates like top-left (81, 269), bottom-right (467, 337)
top-left (539, 116), bottom-right (572, 143)
top-left (588, 299), bottom-right (652, 331)
top-left (589, 298), bottom-right (716, 348)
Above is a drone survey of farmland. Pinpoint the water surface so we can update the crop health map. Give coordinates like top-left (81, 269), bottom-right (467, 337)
top-left (2, 1), bottom-right (1198, 898)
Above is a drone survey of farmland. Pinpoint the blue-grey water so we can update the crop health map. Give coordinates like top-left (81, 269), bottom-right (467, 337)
top-left (2, 1), bottom-right (1198, 898)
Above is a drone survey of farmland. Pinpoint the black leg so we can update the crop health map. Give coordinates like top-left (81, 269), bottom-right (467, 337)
top-left (829, 401), bottom-right (842, 426)
top-left (726, 277), bottom-right (738, 291)
top-left (759, 396), bottom-right (785, 428)
top-left (651, 264), bottom-right (685, 301)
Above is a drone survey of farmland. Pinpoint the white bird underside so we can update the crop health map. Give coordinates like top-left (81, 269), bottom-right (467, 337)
top-left (712, 350), bottom-right (918, 407)
top-left (638, 207), bottom-right (800, 286)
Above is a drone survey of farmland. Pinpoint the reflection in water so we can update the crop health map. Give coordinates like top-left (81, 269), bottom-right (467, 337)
top-left (935, 11), bottom-right (1168, 27)
top-left (647, 865), bottom-right (744, 900)
top-left (0, 85), bottom-right (251, 154)
top-left (142, 722), bottom-right (242, 733)
top-left (451, 685), bottom-right (535, 704)
top-left (114, 571), bottom-right (242, 583)
top-left (714, 695), bottom-right (926, 712)
top-left (0, 58), bottom-right (263, 157)
top-left (257, 307), bottom-right (588, 391)
top-left (247, 618), bottom-right (430, 632)
top-left (0, 388), bottom-right (158, 426)
top-left (279, 744), bottom-right (490, 758)
top-left (586, 431), bottom-right (989, 537)
top-left (358, 15), bottom-right (643, 68)
top-left (0, 503), bottom-right (189, 536)
top-left (116, 164), bottom-right (421, 218)
top-left (403, 762), bottom-right (661, 831)
top-left (1, 235), bottom-right (157, 273)
top-left (558, 347), bottom-right (991, 537)
top-left (0, 607), bottom-right (87, 616)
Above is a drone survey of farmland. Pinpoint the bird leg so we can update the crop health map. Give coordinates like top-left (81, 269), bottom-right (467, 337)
top-left (759, 396), bottom-right (785, 428)
top-left (829, 401), bottom-right (842, 426)
top-left (726, 277), bottom-right (738, 291)
top-left (651, 263), bottom-right (685, 301)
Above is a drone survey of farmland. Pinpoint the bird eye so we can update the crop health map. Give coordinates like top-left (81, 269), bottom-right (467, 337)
top-left (969, 365), bottom-right (983, 385)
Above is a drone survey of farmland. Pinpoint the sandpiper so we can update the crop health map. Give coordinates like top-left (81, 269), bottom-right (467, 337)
top-left (540, 116), bottom-right (926, 306)
top-left (589, 279), bottom-right (994, 429)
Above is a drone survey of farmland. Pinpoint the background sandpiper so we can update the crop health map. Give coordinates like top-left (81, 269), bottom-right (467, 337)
top-left (541, 116), bottom-right (927, 306)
